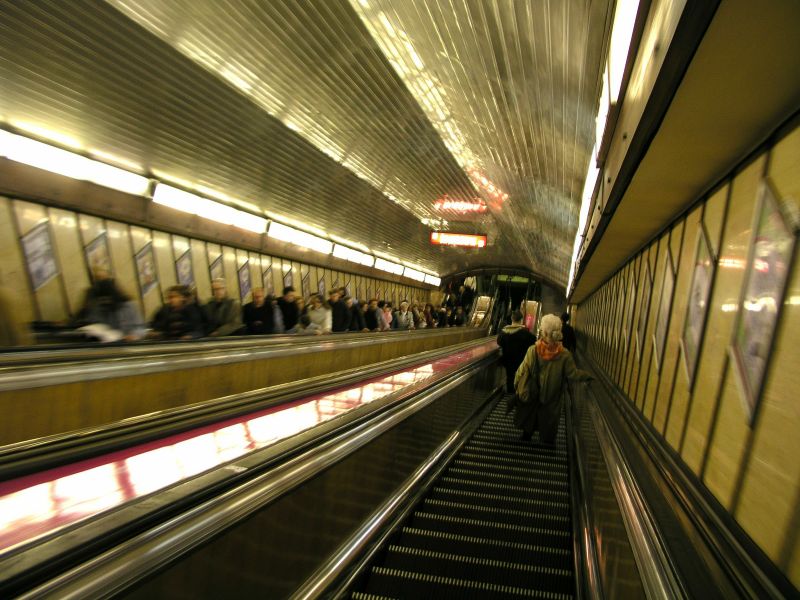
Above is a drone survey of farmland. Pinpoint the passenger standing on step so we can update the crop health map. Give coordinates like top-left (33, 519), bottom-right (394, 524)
top-left (203, 278), bottom-right (243, 337)
top-left (276, 286), bottom-right (299, 331)
top-left (514, 314), bottom-right (592, 445)
top-left (497, 310), bottom-right (536, 395)
top-left (560, 312), bottom-right (576, 354)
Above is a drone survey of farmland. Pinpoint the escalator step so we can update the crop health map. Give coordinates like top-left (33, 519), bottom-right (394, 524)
top-left (451, 458), bottom-right (569, 483)
top-left (445, 467), bottom-right (568, 491)
top-left (462, 442), bottom-right (569, 466)
top-left (458, 450), bottom-right (569, 474)
top-left (428, 486), bottom-right (571, 516)
top-left (437, 476), bottom-right (570, 501)
top-left (407, 512), bottom-right (571, 549)
top-left (420, 498), bottom-right (570, 527)
top-left (351, 593), bottom-right (395, 600)
top-left (395, 527), bottom-right (572, 570)
top-left (469, 436), bottom-right (568, 458)
top-left (363, 566), bottom-right (572, 599)
top-left (381, 545), bottom-right (573, 594)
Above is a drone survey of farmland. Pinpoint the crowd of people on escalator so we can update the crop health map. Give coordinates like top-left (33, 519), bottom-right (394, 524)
top-left (0, 273), bottom-right (477, 346)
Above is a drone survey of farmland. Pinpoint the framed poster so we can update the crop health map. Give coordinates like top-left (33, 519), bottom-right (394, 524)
top-left (729, 178), bottom-right (798, 424)
top-left (302, 272), bottom-right (311, 298)
top-left (636, 262), bottom-right (652, 360)
top-left (175, 250), bottom-right (194, 286)
top-left (85, 233), bottom-right (112, 278)
top-left (263, 266), bottom-right (274, 297)
top-left (135, 243), bottom-right (158, 295)
top-left (318, 276), bottom-right (326, 298)
top-left (209, 255), bottom-right (224, 282)
top-left (652, 252), bottom-right (675, 373)
top-left (680, 226), bottom-right (715, 388)
top-left (238, 262), bottom-right (251, 300)
top-left (21, 222), bottom-right (59, 291)
top-left (282, 264), bottom-right (293, 290)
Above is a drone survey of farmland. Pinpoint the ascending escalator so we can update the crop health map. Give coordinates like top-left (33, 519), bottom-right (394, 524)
top-left (351, 396), bottom-right (574, 599)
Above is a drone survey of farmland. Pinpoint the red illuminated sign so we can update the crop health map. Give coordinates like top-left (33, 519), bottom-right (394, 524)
top-left (433, 198), bottom-right (487, 213)
top-left (430, 231), bottom-right (487, 248)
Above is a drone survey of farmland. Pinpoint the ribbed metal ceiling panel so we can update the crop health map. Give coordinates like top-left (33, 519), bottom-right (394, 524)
top-left (0, 0), bottom-right (612, 287)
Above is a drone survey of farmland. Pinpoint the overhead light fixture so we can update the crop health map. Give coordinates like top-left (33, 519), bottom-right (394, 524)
top-left (374, 257), bottom-right (405, 275)
top-left (402, 267), bottom-right (425, 282)
top-left (430, 231), bottom-right (487, 248)
top-left (433, 197), bottom-right (487, 214)
top-left (333, 243), bottom-right (375, 267)
top-left (268, 221), bottom-right (332, 254)
top-left (153, 183), bottom-right (267, 233)
top-left (0, 129), bottom-right (150, 196)
top-left (424, 274), bottom-right (441, 286)
top-left (608, 0), bottom-right (641, 104)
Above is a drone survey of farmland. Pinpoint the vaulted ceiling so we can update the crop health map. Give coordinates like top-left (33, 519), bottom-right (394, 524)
top-left (0, 0), bottom-right (612, 290)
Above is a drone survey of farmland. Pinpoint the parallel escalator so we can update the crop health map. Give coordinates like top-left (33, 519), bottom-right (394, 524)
top-left (351, 396), bottom-right (574, 599)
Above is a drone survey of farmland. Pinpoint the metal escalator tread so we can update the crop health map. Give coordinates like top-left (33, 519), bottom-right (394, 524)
top-left (354, 397), bottom-right (574, 598)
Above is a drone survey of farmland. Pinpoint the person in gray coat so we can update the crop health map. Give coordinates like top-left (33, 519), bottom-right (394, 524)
top-left (203, 278), bottom-right (243, 337)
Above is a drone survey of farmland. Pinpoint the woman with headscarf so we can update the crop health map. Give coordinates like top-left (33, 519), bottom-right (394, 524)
top-left (514, 314), bottom-right (592, 445)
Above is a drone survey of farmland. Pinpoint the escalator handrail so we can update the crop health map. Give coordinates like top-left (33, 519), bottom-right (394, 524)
top-left (6, 353), bottom-right (500, 599)
top-left (0, 337), bottom-right (495, 480)
top-left (0, 327), bottom-right (483, 392)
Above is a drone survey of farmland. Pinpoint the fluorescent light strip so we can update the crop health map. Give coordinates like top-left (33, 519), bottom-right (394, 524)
top-left (0, 129), bottom-right (149, 195)
top-left (402, 267), bottom-right (425, 282)
top-left (424, 274), bottom-right (441, 286)
top-left (268, 221), bottom-right (332, 254)
top-left (333, 243), bottom-right (375, 267)
top-left (152, 184), bottom-right (267, 233)
top-left (374, 257), bottom-right (405, 275)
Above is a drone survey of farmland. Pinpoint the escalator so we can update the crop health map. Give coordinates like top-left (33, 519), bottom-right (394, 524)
top-left (352, 397), bottom-right (573, 599)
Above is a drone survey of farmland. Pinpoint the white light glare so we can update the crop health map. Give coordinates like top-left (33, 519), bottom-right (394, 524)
top-left (424, 274), bottom-right (441, 286)
top-left (0, 130), bottom-right (150, 195)
top-left (609, 0), bottom-right (640, 103)
top-left (333, 244), bottom-right (375, 267)
top-left (268, 221), bottom-right (332, 255)
top-left (152, 184), bottom-right (267, 233)
top-left (374, 258), bottom-right (405, 275)
top-left (403, 267), bottom-right (425, 282)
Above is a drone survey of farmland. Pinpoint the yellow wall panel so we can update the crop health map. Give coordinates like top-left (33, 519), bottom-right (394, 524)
top-left (732, 130), bottom-right (800, 576)
top-left (13, 199), bottom-right (48, 235)
top-left (78, 213), bottom-right (106, 249)
top-left (221, 246), bottom-right (238, 299)
top-left (192, 239), bottom-right (211, 300)
top-left (105, 221), bottom-right (140, 315)
top-left (153, 231), bottom-right (177, 292)
top-left (641, 236), bottom-right (667, 415)
top-left (623, 255), bottom-right (644, 398)
top-left (49, 207), bottom-right (89, 316)
top-left (682, 158), bottom-right (764, 474)
top-left (0, 198), bottom-right (35, 323)
top-left (172, 235), bottom-right (190, 259)
top-left (704, 184), bottom-right (730, 255)
top-left (665, 206), bottom-right (703, 447)
top-left (701, 157), bottom-right (766, 506)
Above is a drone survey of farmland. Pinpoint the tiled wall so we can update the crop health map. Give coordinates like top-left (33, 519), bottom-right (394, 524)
top-left (0, 197), bottom-right (431, 325)
top-left (574, 122), bottom-right (800, 587)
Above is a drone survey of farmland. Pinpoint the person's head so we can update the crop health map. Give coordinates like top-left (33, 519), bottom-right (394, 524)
top-left (311, 294), bottom-right (323, 309)
top-left (424, 303), bottom-right (433, 313)
top-left (282, 286), bottom-right (295, 302)
top-left (511, 310), bottom-right (524, 324)
top-left (369, 298), bottom-right (378, 309)
top-left (561, 312), bottom-right (570, 324)
top-left (166, 285), bottom-right (188, 309)
top-left (328, 289), bottom-right (340, 304)
top-left (91, 278), bottom-right (129, 308)
top-left (383, 303), bottom-right (392, 313)
top-left (252, 287), bottom-right (265, 306)
top-left (344, 295), bottom-right (353, 308)
top-left (377, 300), bottom-right (385, 309)
top-left (211, 278), bottom-right (227, 301)
top-left (400, 300), bottom-right (409, 312)
top-left (539, 314), bottom-right (564, 344)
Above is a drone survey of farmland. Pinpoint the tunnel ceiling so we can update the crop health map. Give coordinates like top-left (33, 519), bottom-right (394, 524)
top-left (0, 0), bottom-right (612, 289)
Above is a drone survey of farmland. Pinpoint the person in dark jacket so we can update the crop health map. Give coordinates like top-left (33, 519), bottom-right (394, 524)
top-left (203, 278), bottom-right (243, 336)
top-left (561, 312), bottom-right (577, 354)
top-left (364, 298), bottom-right (381, 331)
top-left (242, 287), bottom-right (274, 335)
top-left (449, 306), bottom-right (466, 327)
top-left (150, 285), bottom-right (204, 340)
top-left (276, 286), bottom-right (299, 331)
top-left (346, 296), bottom-right (367, 331)
top-left (497, 310), bottom-right (536, 394)
top-left (329, 289), bottom-right (350, 332)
